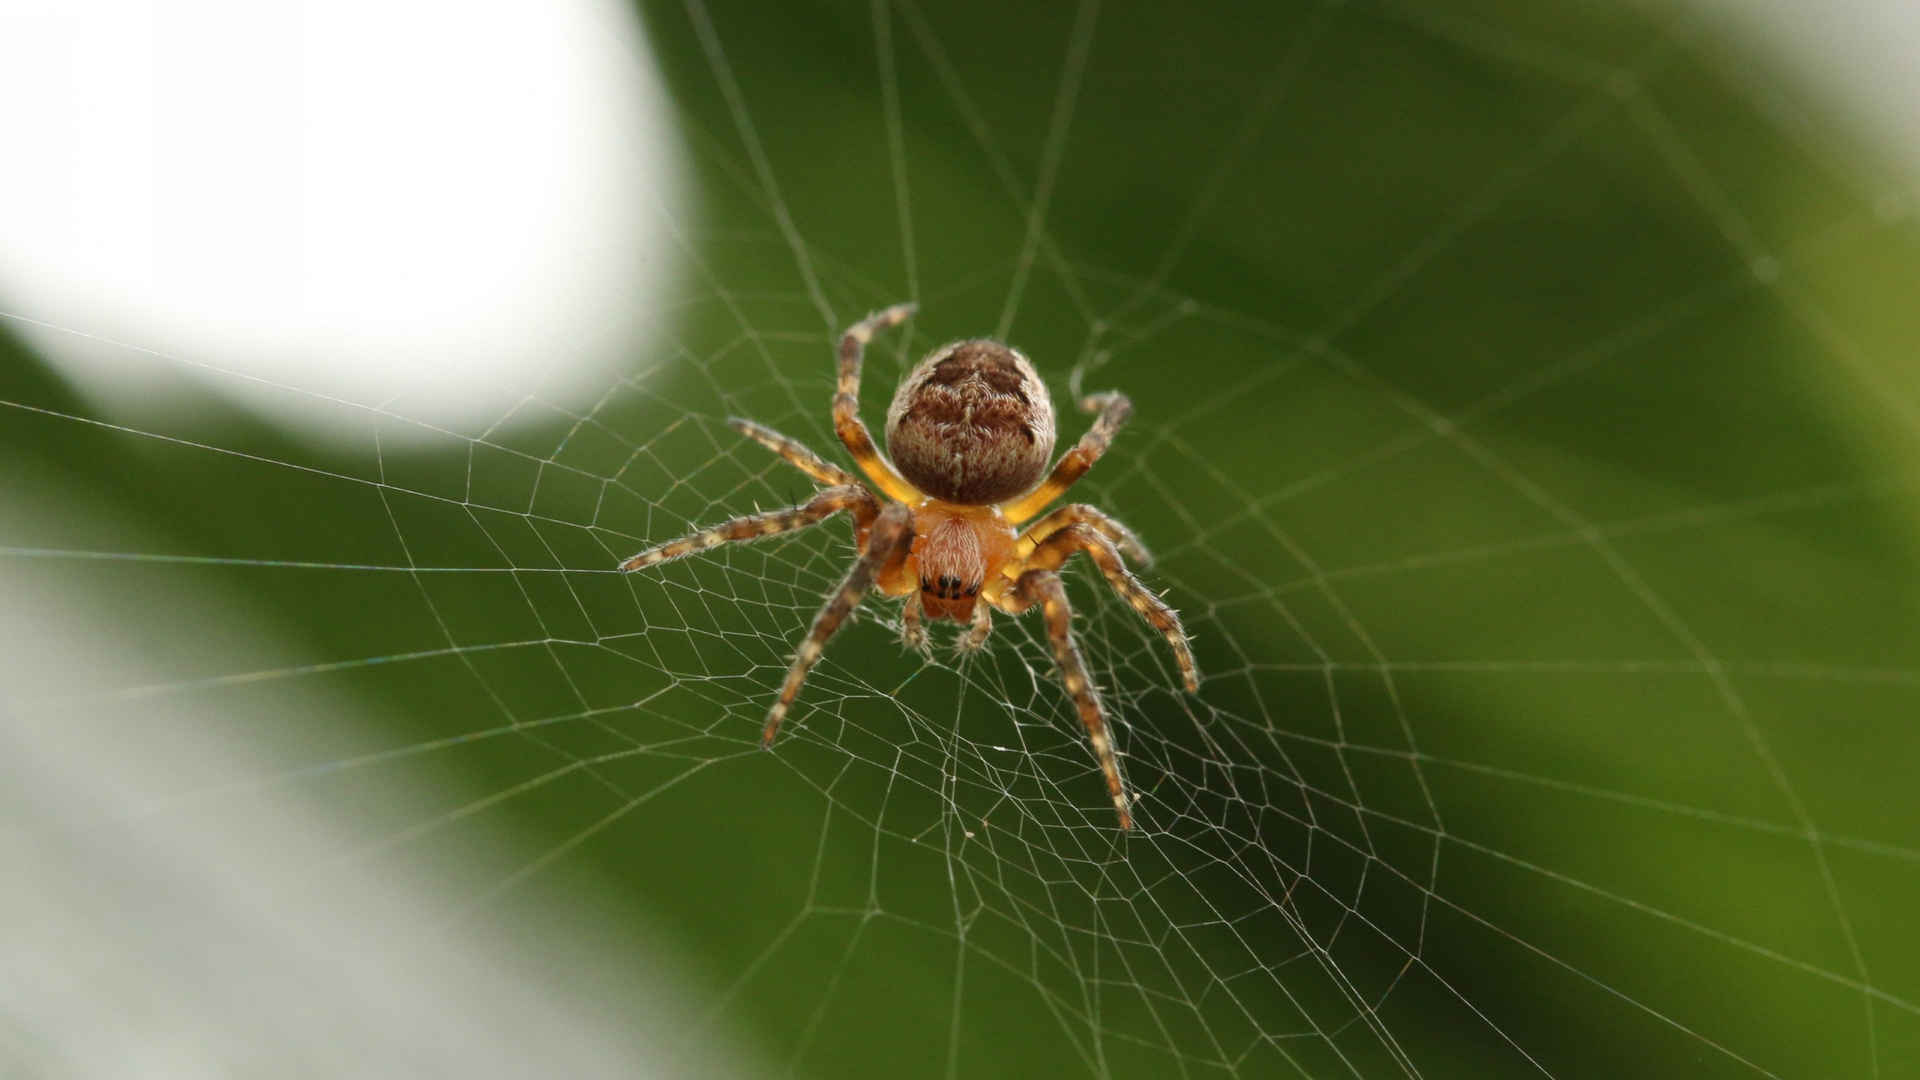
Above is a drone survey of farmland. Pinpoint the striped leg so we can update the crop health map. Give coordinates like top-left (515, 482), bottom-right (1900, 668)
top-left (1002, 569), bottom-right (1132, 829)
top-left (833, 303), bottom-right (923, 504)
top-left (727, 417), bottom-right (858, 488)
top-left (617, 485), bottom-right (878, 572)
top-left (1013, 502), bottom-right (1152, 566)
top-left (1000, 391), bottom-right (1133, 524)
top-left (761, 501), bottom-right (917, 746)
top-left (1020, 525), bottom-right (1199, 693)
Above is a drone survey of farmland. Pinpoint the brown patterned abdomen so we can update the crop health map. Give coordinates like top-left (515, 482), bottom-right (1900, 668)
top-left (884, 339), bottom-right (1057, 504)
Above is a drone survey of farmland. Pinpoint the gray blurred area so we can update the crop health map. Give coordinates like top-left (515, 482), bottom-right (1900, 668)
top-left (0, 565), bottom-right (761, 1078)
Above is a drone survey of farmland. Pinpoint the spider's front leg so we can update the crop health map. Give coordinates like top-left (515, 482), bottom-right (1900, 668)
top-left (1020, 524), bottom-right (1199, 693)
top-left (900, 591), bottom-right (932, 658)
top-left (1001, 568), bottom-right (1132, 829)
top-left (956, 601), bottom-right (992, 655)
top-left (761, 501), bottom-right (917, 747)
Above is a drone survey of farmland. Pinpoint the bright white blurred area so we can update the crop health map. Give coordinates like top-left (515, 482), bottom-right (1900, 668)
top-left (0, 525), bottom-right (758, 1078)
top-left (0, 0), bottom-right (682, 439)
top-left (1703, 0), bottom-right (1920, 202)
top-left (0, 1), bottom-right (752, 1075)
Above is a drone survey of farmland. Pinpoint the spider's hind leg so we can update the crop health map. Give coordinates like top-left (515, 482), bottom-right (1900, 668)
top-left (761, 501), bottom-right (917, 747)
top-left (617, 485), bottom-right (877, 573)
top-left (1014, 503), bottom-right (1152, 566)
top-left (834, 304), bottom-right (923, 504)
top-left (1000, 391), bottom-right (1133, 524)
top-left (726, 418), bottom-right (859, 488)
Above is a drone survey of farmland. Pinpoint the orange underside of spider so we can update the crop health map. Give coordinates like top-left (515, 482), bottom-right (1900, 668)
top-left (619, 303), bottom-right (1199, 830)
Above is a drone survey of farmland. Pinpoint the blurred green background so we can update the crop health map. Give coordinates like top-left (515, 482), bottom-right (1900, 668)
top-left (6, 0), bottom-right (1920, 1076)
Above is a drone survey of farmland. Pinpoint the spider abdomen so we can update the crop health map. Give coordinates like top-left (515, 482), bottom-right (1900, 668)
top-left (884, 339), bottom-right (1057, 505)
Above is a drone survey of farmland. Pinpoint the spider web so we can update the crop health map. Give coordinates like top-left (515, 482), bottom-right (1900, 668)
top-left (6, 0), bottom-right (1920, 1076)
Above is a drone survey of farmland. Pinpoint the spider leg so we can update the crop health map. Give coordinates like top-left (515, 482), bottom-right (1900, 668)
top-left (1018, 524), bottom-right (1199, 693)
top-left (727, 417), bottom-right (859, 488)
top-left (834, 303), bottom-right (924, 504)
top-left (762, 501), bottom-right (917, 747)
top-left (955, 601), bottom-right (993, 654)
top-left (1013, 503), bottom-right (1152, 566)
top-left (617, 485), bottom-right (878, 572)
top-left (1001, 569), bottom-right (1132, 829)
top-left (1000, 391), bottom-right (1132, 524)
top-left (900, 591), bottom-right (932, 657)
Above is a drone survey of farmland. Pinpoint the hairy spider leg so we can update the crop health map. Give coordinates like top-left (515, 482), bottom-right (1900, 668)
top-left (1000, 391), bottom-right (1133, 524)
top-left (956, 600), bottom-right (993, 654)
top-left (834, 303), bottom-right (924, 505)
top-left (727, 417), bottom-right (859, 488)
top-left (1012, 503), bottom-right (1152, 566)
top-left (1019, 524), bottom-right (1199, 693)
top-left (900, 590), bottom-right (931, 656)
top-left (997, 569), bottom-right (1133, 829)
top-left (762, 501), bottom-right (917, 746)
top-left (617, 485), bottom-right (879, 572)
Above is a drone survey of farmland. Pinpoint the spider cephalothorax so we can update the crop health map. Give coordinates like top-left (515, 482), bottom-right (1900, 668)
top-left (619, 304), bottom-right (1198, 829)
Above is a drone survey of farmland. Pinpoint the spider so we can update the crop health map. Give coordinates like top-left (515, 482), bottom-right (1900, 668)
top-left (618, 304), bottom-right (1198, 829)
